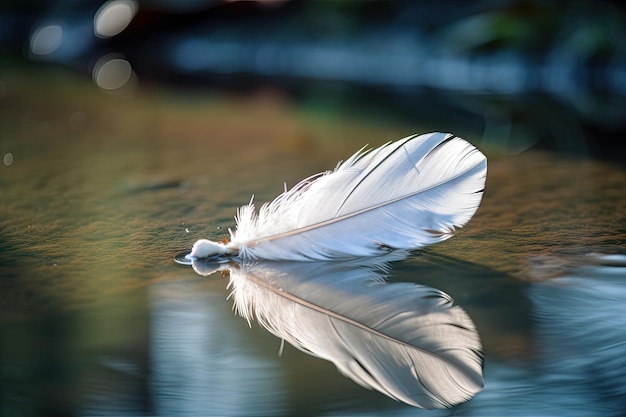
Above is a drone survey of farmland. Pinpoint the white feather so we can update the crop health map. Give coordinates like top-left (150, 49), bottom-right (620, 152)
top-left (191, 132), bottom-right (486, 261)
top-left (226, 259), bottom-right (484, 409)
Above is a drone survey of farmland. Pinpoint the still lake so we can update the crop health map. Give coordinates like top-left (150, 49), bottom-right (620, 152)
top-left (1, 67), bottom-right (625, 416)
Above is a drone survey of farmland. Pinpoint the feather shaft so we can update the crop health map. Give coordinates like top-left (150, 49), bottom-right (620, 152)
top-left (251, 154), bottom-right (483, 245)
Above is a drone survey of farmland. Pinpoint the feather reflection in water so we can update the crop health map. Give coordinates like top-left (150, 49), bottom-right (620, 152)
top-left (192, 257), bottom-right (484, 409)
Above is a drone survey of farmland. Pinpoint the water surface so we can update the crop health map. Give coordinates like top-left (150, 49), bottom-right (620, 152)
top-left (1, 68), bottom-right (625, 416)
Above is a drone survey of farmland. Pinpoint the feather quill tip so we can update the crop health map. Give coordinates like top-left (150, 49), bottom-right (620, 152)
top-left (190, 239), bottom-right (238, 259)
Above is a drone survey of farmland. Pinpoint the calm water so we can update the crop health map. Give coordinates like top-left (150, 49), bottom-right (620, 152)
top-left (1, 68), bottom-right (626, 416)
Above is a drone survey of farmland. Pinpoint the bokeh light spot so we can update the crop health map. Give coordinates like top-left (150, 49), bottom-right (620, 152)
top-left (93, 55), bottom-right (133, 90)
top-left (4, 153), bottom-right (14, 166)
top-left (94, 0), bottom-right (138, 38)
top-left (30, 24), bottom-right (63, 55)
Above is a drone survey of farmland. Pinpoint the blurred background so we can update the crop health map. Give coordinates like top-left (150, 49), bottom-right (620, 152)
top-left (2, 1), bottom-right (626, 417)
top-left (2, 0), bottom-right (626, 158)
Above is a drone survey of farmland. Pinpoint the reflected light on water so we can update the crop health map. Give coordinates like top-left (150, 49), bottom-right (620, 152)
top-left (148, 283), bottom-right (286, 417)
top-left (94, 0), bottom-right (138, 38)
top-left (525, 255), bottom-right (626, 416)
top-left (30, 24), bottom-right (63, 55)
